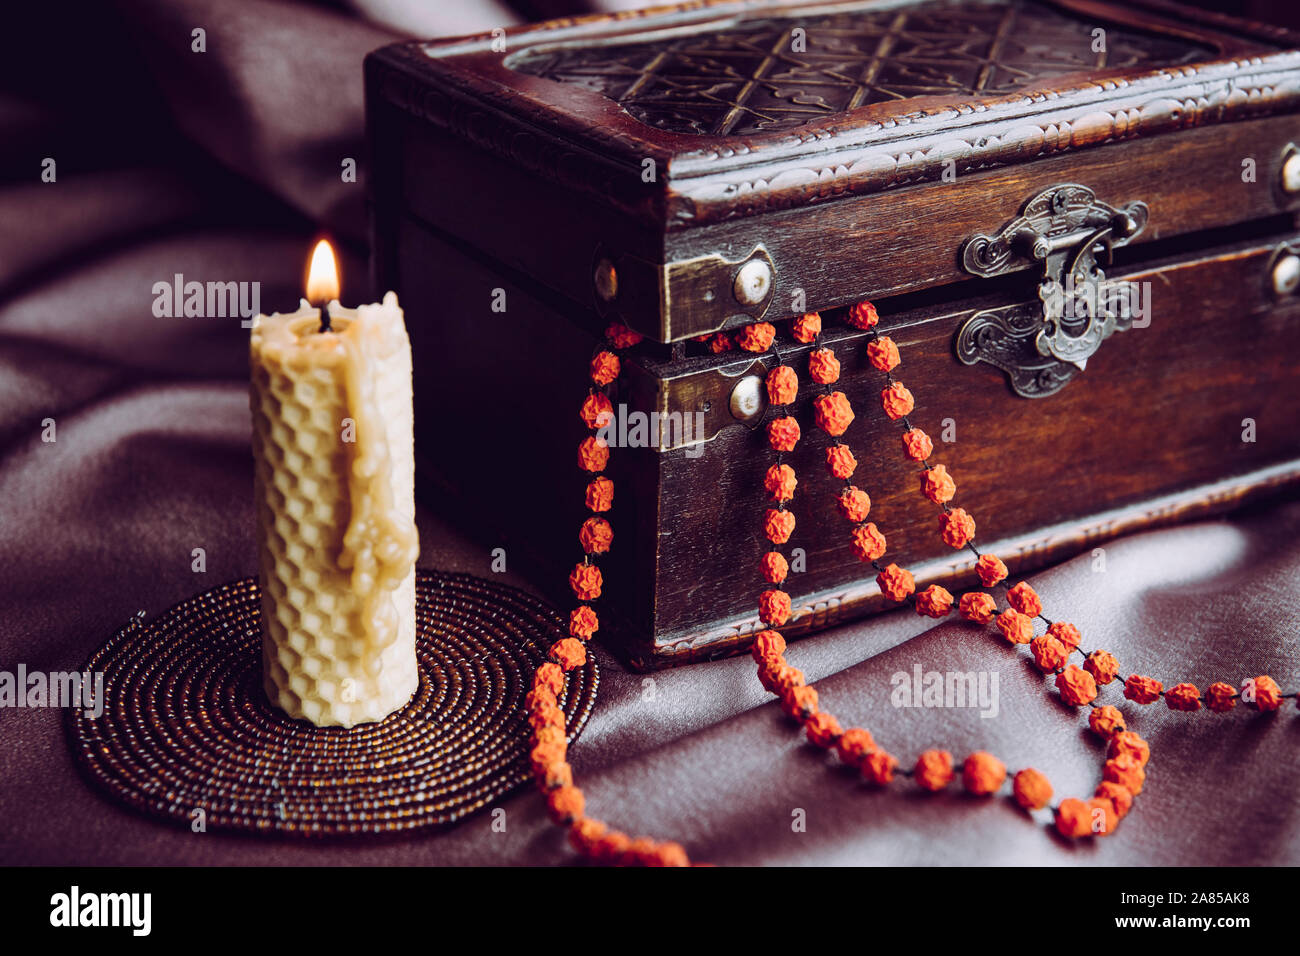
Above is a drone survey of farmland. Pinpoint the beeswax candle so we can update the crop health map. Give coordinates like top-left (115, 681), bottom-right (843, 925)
top-left (249, 285), bottom-right (419, 728)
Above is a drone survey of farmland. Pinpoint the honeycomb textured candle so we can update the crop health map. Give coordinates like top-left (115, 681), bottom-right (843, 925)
top-left (249, 293), bottom-right (419, 727)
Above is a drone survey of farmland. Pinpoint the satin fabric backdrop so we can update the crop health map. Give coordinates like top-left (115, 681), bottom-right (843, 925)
top-left (1, 0), bottom-right (1297, 865)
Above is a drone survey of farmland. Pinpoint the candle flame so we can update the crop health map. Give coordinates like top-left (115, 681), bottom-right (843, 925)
top-left (306, 239), bottom-right (340, 304)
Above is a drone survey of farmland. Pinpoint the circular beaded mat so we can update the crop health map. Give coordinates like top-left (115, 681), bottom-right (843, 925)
top-left (67, 571), bottom-right (598, 837)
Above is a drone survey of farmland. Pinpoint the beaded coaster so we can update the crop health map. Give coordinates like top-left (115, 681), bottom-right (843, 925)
top-left (67, 570), bottom-right (598, 837)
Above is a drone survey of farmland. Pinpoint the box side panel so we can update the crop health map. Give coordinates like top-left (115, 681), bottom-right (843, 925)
top-left (645, 232), bottom-right (1300, 661)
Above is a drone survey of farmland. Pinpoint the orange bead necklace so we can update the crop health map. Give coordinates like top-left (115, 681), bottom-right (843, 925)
top-left (529, 305), bottom-right (1296, 865)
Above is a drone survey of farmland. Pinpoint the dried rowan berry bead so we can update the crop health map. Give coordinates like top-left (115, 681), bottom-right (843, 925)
top-left (939, 508), bottom-right (976, 548)
top-left (850, 522), bottom-right (887, 562)
top-left (1206, 681), bottom-right (1238, 713)
top-left (759, 589), bottom-right (792, 627)
top-left (915, 585), bottom-right (954, 618)
top-left (585, 476), bottom-right (614, 512)
top-left (814, 391), bottom-right (855, 437)
top-left (1089, 705), bottom-right (1126, 739)
top-left (530, 721), bottom-right (564, 749)
top-left (836, 727), bottom-right (876, 766)
top-left (1007, 581), bottom-right (1042, 617)
top-left (766, 364), bottom-right (798, 405)
top-left (580, 391), bottom-right (613, 430)
top-left (530, 742), bottom-right (566, 776)
top-left (534, 724), bottom-right (566, 749)
top-left (550, 637), bottom-right (587, 671)
top-left (738, 321), bottom-right (775, 353)
top-left (808, 348), bottom-right (841, 385)
top-left (1030, 635), bottom-right (1069, 672)
top-left (881, 381), bottom-right (915, 420)
top-left (751, 629), bottom-right (786, 663)
top-left (1087, 797), bottom-right (1119, 836)
top-left (756, 661), bottom-right (786, 694)
top-left (867, 336), bottom-right (901, 372)
top-left (626, 837), bottom-right (663, 867)
top-left (605, 322), bottom-right (643, 349)
top-left (764, 463), bottom-right (798, 502)
top-left (901, 427), bottom-right (933, 461)
top-left (1048, 621), bottom-right (1082, 650)
top-left (708, 333), bottom-right (734, 353)
top-left (1095, 781), bottom-right (1134, 819)
top-left (920, 464), bottom-right (956, 504)
top-left (1124, 674), bottom-right (1163, 705)
top-left (546, 785), bottom-right (585, 824)
top-left (529, 711), bottom-right (564, 737)
top-left (645, 842), bottom-right (690, 867)
top-left (805, 712), bottom-right (843, 748)
top-left (1251, 675), bottom-right (1283, 711)
top-left (764, 508), bottom-right (796, 544)
top-left (876, 563), bottom-right (915, 602)
top-left (569, 605), bottom-right (599, 640)
top-left (1104, 754), bottom-right (1145, 795)
top-left (767, 415), bottom-right (801, 452)
top-left (1055, 798), bottom-right (1093, 839)
top-left (577, 436), bottom-right (609, 473)
top-left (792, 312), bottom-right (821, 343)
top-left (534, 662), bottom-right (565, 696)
top-left (1013, 768), bottom-right (1053, 811)
top-left (568, 817), bottom-right (607, 855)
top-left (837, 486), bottom-right (871, 523)
top-left (996, 608), bottom-right (1034, 644)
top-left (761, 550), bottom-right (789, 585)
top-left (530, 742), bottom-right (565, 776)
top-left (975, 554), bottom-right (1008, 587)
top-left (771, 665), bottom-right (805, 696)
top-left (590, 831), bottom-right (632, 864)
top-left (1055, 664), bottom-right (1098, 706)
top-left (1084, 650), bottom-right (1119, 685)
top-left (847, 300), bottom-right (879, 329)
top-left (962, 751), bottom-right (1006, 796)
top-left (781, 684), bottom-right (819, 719)
top-left (863, 749), bottom-right (899, 784)
top-left (579, 516), bottom-right (613, 554)
top-left (1165, 682), bottom-right (1202, 712)
top-left (1108, 731), bottom-right (1150, 767)
top-left (540, 760), bottom-right (573, 791)
top-left (914, 750), bottom-right (955, 791)
top-left (826, 444), bottom-right (858, 480)
top-left (525, 686), bottom-right (557, 712)
top-left (590, 351), bottom-right (620, 385)
top-left (959, 591), bottom-right (997, 623)
top-left (568, 563), bottom-right (602, 601)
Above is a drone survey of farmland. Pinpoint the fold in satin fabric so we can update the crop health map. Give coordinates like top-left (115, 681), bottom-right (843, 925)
top-left (1, 0), bottom-right (1297, 865)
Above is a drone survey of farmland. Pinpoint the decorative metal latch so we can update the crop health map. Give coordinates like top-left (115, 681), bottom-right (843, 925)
top-left (956, 184), bottom-right (1149, 398)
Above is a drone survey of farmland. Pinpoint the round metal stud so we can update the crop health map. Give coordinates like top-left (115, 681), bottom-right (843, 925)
top-left (594, 258), bottom-right (618, 302)
top-left (732, 258), bottom-right (772, 306)
top-left (729, 374), bottom-right (765, 421)
top-left (1282, 151), bottom-right (1300, 194)
top-left (1272, 253), bottom-right (1300, 295)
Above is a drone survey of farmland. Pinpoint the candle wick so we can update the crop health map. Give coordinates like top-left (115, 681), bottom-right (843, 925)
top-left (318, 303), bottom-right (331, 334)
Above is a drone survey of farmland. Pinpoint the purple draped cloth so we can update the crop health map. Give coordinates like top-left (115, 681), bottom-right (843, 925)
top-left (1, 0), bottom-right (1297, 865)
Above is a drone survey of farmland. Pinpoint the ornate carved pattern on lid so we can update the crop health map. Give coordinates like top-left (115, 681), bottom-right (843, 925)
top-left (508, 0), bottom-right (1213, 136)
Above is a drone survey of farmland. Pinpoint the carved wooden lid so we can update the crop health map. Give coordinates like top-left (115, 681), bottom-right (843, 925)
top-left (367, 0), bottom-right (1300, 340)
top-left (509, 0), bottom-right (1211, 138)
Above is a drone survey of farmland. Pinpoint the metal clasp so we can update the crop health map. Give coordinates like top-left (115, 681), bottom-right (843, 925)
top-left (957, 184), bottom-right (1148, 398)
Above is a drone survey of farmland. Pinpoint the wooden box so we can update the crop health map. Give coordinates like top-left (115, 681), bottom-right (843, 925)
top-left (365, 0), bottom-right (1300, 669)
